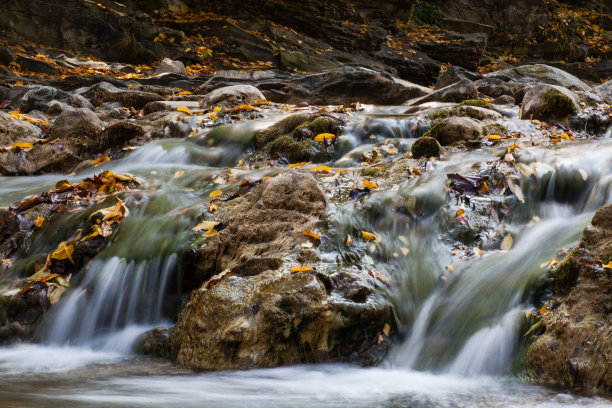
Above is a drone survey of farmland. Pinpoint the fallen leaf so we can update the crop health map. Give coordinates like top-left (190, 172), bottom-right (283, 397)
top-left (313, 133), bottom-right (336, 142)
top-left (362, 231), bottom-right (376, 241)
top-left (310, 165), bottom-right (332, 173)
top-left (174, 170), bottom-right (185, 178)
top-left (91, 155), bottom-right (110, 166)
top-left (203, 228), bottom-right (218, 238)
top-left (400, 247), bottom-right (409, 256)
top-left (346, 234), bottom-right (353, 247)
top-left (13, 142), bottom-right (34, 152)
top-left (488, 134), bottom-right (501, 141)
top-left (35, 216), bottom-right (44, 228)
top-left (14, 80), bottom-right (24, 86)
top-left (363, 180), bottom-right (378, 189)
top-left (209, 190), bottom-right (222, 198)
top-left (303, 229), bottom-right (321, 241)
top-left (288, 162), bottom-right (308, 168)
top-left (382, 323), bottom-right (391, 337)
top-left (50, 242), bottom-right (74, 263)
top-left (291, 265), bottom-right (313, 273)
top-left (192, 220), bottom-right (220, 232)
top-left (539, 305), bottom-right (548, 315)
top-left (177, 106), bottom-right (193, 115)
top-left (176, 91), bottom-right (192, 95)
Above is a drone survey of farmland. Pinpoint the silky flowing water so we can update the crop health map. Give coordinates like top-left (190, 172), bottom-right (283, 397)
top-left (0, 105), bottom-right (611, 407)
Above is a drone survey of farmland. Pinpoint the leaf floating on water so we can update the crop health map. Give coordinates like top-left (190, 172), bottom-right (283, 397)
top-left (91, 155), bottom-right (110, 166)
top-left (209, 190), bottom-right (222, 198)
top-left (35, 216), bottom-right (44, 228)
top-left (192, 220), bottom-right (220, 232)
top-left (174, 170), bottom-right (185, 178)
top-left (500, 234), bottom-right (513, 251)
top-left (363, 180), bottom-right (378, 189)
top-left (291, 265), bottom-right (313, 273)
top-left (303, 229), bottom-right (320, 241)
top-left (50, 242), bottom-right (74, 263)
top-left (177, 106), bottom-right (193, 115)
top-left (361, 231), bottom-right (376, 241)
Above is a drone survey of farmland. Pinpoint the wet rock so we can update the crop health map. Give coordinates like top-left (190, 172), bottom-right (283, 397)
top-left (77, 82), bottom-right (164, 109)
top-left (474, 78), bottom-right (513, 99)
top-left (407, 79), bottom-right (478, 106)
top-left (16, 56), bottom-right (60, 76)
top-left (527, 205), bottom-right (612, 393)
top-left (199, 84), bottom-right (265, 108)
top-left (51, 108), bottom-right (104, 153)
top-left (0, 46), bottom-right (16, 66)
top-left (0, 111), bottom-right (42, 145)
top-left (154, 58), bottom-right (187, 76)
top-left (423, 116), bottom-right (482, 146)
top-left (279, 50), bottom-right (340, 72)
top-left (590, 80), bottom-right (612, 104)
top-left (101, 121), bottom-right (145, 147)
top-left (173, 172), bottom-right (395, 369)
top-left (519, 84), bottom-right (580, 124)
top-left (134, 327), bottom-right (174, 359)
top-left (19, 85), bottom-right (91, 113)
top-left (488, 64), bottom-right (591, 92)
top-left (435, 66), bottom-right (483, 90)
top-left (492, 95), bottom-right (516, 105)
top-left (595, 59), bottom-right (612, 81)
top-left (411, 136), bottom-right (441, 159)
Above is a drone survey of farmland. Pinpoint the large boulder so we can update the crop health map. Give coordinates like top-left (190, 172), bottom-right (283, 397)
top-left (418, 32), bottom-right (487, 72)
top-left (590, 80), bottom-right (612, 104)
top-left (519, 84), bottom-right (580, 124)
top-left (172, 172), bottom-right (395, 369)
top-left (77, 82), bottom-right (164, 109)
top-left (527, 205), bottom-right (612, 393)
top-left (154, 58), bottom-right (187, 76)
top-left (51, 108), bottom-right (104, 153)
top-left (488, 64), bottom-right (591, 92)
top-left (435, 66), bottom-right (483, 90)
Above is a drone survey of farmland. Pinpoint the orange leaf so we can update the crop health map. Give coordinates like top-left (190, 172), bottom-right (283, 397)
top-left (50, 242), bottom-right (74, 263)
top-left (361, 231), bottom-right (376, 241)
top-left (363, 180), bottom-right (378, 189)
top-left (488, 135), bottom-right (501, 141)
top-left (310, 165), bottom-right (332, 173)
top-left (91, 155), bottom-right (110, 166)
top-left (177, 106), bottom-right (193, 115)
top-left (291, 265), bottom-right (313, 273)
top-left (313, 133), bottom-right (336, 142)
top-left (35, 216), bottom-right (44, 228)
top-left (539, 305), bottom-right (548, 315)
top-left (289, 162), bottom-right (308, 168)
top-left (13, 142), bottom-right (34, 151)
top-left (303, 229), bottom-right (320, 241)
top-left (209, 190), bottom-right (222, 198)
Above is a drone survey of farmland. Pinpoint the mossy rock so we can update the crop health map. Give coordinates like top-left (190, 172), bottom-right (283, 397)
top-left (266, 135), bottom-right (332, 163)
top-left (428, 109), bottom-right (450, 121)
top-left (412, 136), bottom-right (441, 158)
top-left (458, 99), bottom-right (492, 109)
top-left (361, 167), bottom-right (380, 177)
top-left (482, 123), bottom-right (507, 137)
top-left (254, 113), bottom-right (314, 147)
top-left (541, 90), bottom-right (577, 116)
top-left (423, 116), bottom-right (481, 146)
top-left (551, 247), bottom-right (581, 290)
top-left (520, 85), bottom-right (579, 123)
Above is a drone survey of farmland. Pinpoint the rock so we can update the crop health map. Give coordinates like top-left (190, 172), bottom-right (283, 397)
top-left (488, 64), bottom-right (591, 92)
top-left (199, 84), bottom-right (265, 108)
top-left (519, 84), bottom-right (580, 124)
top-left (595, 59), bottom-right (612, 81)
top-left (527, 205), bottom-right (612, 393)
top-left (0, 46), bottom-right (16, 66)
top-left (19, 85), bottom-right (92, 113)
top-left (51, 108), bottom-right (104, 153)
top-left (134, 327), bottom-right (173, 359)
top-left (491, 95), bottom-right (516, 105)
top-left (441, 18), bottom-right (495, 36)
top-left (0, 111), bottom-right (42, 146)
top-left (279, 50), bottom-right (340, 72)
top-left (546, 62), bottom-right (601, 83)
top-left (474, 78), bottom-right (513, 99)
top-left (418, 32), bottom-right (487, 72)
top-left (16, 56), bottom-right (60, 76)
top-left (411, 136), bottom-right (441, 158)
top-left (154, 58), bottom-right (187, 76)
top-left (591, 80), bottom-right (612, 104)
top-left (407, 79), bottom-right (478, 106)
top-left (172, 172), bottom-right (395, 369)
top-left (77, 82), bottom-right (164, 109)
top-left (101, 121), bottom-right (145, 148)
top-left (435, 66), bottom-right (483, 90)
top-left (423, 116), bottom-right (482, 145)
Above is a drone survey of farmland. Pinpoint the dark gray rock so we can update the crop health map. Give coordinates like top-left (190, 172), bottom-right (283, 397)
top-left (435, 66), bottom-right (482, 90)
top-left (407, 79), bottom-right (478, 106)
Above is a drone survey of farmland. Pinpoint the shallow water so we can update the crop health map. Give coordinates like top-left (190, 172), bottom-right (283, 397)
top-left (1, 106), bottom-right (611, 407)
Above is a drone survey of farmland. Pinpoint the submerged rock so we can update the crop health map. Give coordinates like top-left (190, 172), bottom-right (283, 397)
top-left (172, 172), bottom-right (395, 369)
top-left (411, 136), bottom-right (441, 159)
top-left (527, 205), bottom-right (612, 393)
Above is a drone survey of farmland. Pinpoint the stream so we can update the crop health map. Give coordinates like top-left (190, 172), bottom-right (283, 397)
top-left (0, 105), bottom-right (611, 407)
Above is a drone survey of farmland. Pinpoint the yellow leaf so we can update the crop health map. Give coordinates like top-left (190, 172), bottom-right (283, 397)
top-left (13, 142), bottom-right (34, 151)
top-left (488, 135), bottom-right (501, 141)
top-left (601, 261), bottom-right (612, 269)
top-left (192, 220), bottom-right (220, 232)
top-left (539, 305), bottom-right (548, 315)
top-left (91, 155), bottom-right (110, 166)
top-left (363, 180), bottom-right (378, 189)
top-left (288, 162), bottom-right (308, 168)
top-left (35, 216), bottom-right (44, 228)
top-left (209, 112), bottom-right (218, 120)
top-left (50, 242), bottom-right (74, 263)
top-left (500, 234), bottom-right (513, 251)
top-left (291, 265), bottom-right (313, 273)
top-left (455, 209), bottom-right (465, 219)
top-left (361, 231), bottom-right (376, 241)
top-left (310, 165), bottom-right (332, 173)
top-left (209, 190), bottom-right (222, 198)
top-left (14, 81), bottom-right (24, 86)
top-left (176, 91), bottom-right (192, 95)
top-left (177, 106), bottom-right (193, 115)
top-left (313, 133), bottom-right (336, 142)
top-left (303, 229), bottom-right (320, 241)
top-left (383, 323), bottom-right (391, 337)
top-left (174, 170), bottom-right (185, 178)
top-left (346, 234), bottom-right (353, 247)
top-left (400, 247), bottom-right (410, 256)
top-left (203, 228), bottom-right (218, 238)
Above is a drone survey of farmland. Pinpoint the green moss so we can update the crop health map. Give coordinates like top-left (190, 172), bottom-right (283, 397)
top-left (266, 136), bottom-right (331, 163)
top-left (254, 113), bottom-right (313, 147)
top-left (411, 136), bottom-right (441, 158)
top-left (266, 135), bottom-right (295, 153)
top-left (293, 122), bottom-right (313, 139)
top-left (541, 90), bottom-right (578, 117)
top-left (551, 247), bottom-right (580, 290)
top-left (362, 168), bottom-right (380, 177)
top-left (458, 99), bottom-right (492, 109)
top-left (311, 116), bottom-right (338, 134)
top-left (428, 109), bottom-right (450, 121)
